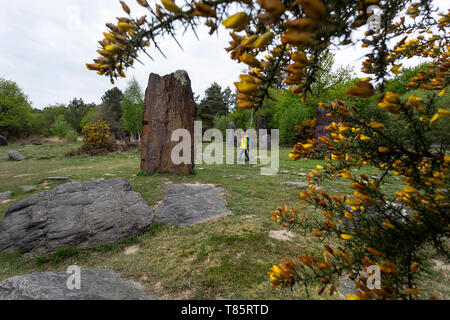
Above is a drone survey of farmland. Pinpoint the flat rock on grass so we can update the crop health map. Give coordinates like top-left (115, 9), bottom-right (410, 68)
top-left (0, 178), bottom-right (154, 254)
top-left (43, 175), bottom-right (73, 181)
top-left (280, 181), bottom-right (309, 188)
top-left (0, 191), bottom-right (11, 201)
top-left (0, 269), bottom-right (159, 300)
top-left (8, 150), bottom-right (25, 161)
top-left (268, 230), bottom-right (295, 241)
top-left (155, 184), bottom-right (231, 227)
top-left (18, 185), bottom-right (38, 192)
top-left (124, 244), bottom-right (140, 255)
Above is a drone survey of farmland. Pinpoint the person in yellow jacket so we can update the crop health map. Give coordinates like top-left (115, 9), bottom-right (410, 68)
top-left (237, 132), bottom-right (250, 163)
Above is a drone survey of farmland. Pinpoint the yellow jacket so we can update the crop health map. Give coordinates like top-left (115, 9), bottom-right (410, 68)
top-left (240, 136), bottom-right (248, 149)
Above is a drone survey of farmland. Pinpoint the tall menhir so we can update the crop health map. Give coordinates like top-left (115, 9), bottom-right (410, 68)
top-left (140, 70), bottom-right (196, 175)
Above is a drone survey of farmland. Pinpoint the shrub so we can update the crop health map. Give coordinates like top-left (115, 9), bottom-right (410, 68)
top-left (229, 108), bottom-right (252, 130)
top-left (51, 115), bottom-right (70, 139)
top-left (65, 128), bottom-right (79, 142)
top-left (81, 120), bottom-right (114, 151)
top-left (213, 114), bottom-right (230, 136)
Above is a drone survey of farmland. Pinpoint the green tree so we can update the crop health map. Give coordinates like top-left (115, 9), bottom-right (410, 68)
top-left (213, 114), bottom-right (230, 136)
top-left (222, 86), bottom-right (235, 113)
top-left (96, 87), bottom-right (123, 137)
top-left (0, 77), bottom-right (34, 138)
top-left (121, 78), bottom-right (144, 140)
top-left (197, 82), bottom-right (228, 130)
top-left (310, 52), bottom-right (355, 97)
top-left (79, 106), bottom-right (100, 131)
top-left (65, 98), bottom-right (92, 133)
top-left (42, 104), bottom-right (66, 127)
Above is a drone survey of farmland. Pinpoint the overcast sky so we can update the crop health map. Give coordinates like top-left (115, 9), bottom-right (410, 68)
top-left (1, 0), bottom-right (449, 109)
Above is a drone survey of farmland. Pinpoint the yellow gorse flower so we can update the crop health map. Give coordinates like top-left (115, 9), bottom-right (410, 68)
top-left (340, 234), bottom-right (353, 240)
top-left (222, 12), bottom-right (250, 31)
top-left (161, 0), bottom-right (182, 14)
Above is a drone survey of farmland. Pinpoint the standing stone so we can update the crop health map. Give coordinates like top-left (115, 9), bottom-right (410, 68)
top-left (227, 122), bottom-right (238, 147)
top-left (0, 135), bottom-right (7, 146)
top-left (8, 150), bottom-right (25, 161)
top-left (256, 117), bottom-right (271, 149)
top-left (256, 117), bottom-right (267, 131)
top-left (141, 70), bottom-right (196, 175)
top-left (315, 102), bottom-right (341, 140)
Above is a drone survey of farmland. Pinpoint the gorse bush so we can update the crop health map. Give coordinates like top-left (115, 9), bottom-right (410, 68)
top-left (295, 118), bottom-right (316, 144)
top-left (81, 120), bottom-right (114, 151)
top-left (88, 0), bottom-right (449, 299)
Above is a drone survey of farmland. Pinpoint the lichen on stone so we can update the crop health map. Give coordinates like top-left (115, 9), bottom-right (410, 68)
top-left (174, 70), bottom-right (189, 86)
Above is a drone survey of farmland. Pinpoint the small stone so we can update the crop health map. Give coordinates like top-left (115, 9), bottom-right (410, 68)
top-left (124, 245), bottom-right (140, 255)
top-left (0, 191), bottom-right (12, 201)
top-left (8, 150), bottom-right (25, 161)
top-left (18, 185), bottom-right (38, 192)
top-left (268, 230), bottom-right (295, 241)
top-left (280, 181), bottom-right (309, 188)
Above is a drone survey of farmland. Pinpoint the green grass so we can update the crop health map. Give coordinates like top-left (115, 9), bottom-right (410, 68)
top-left (0, 141), bottom-right (448, 300)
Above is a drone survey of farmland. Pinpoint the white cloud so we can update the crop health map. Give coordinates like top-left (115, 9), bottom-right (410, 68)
top-left (1, 0), bottom-right (449, 109)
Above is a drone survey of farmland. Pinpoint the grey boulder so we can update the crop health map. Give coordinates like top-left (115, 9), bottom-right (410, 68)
top-left (8, 150), bottom-right (25, 161)
top-left (0, 269), bottom-right (159, 300)
top-left (155, 184), bottom-right (231, 227)
top-left (339, 202), bottom-right (411, 231)
top-left (0, 178), bottom-right (154, 254)
top-left (0, 191), bottom-right (12, 201)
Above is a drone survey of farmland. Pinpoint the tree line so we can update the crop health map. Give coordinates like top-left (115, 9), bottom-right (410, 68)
top-left (0, 77), bottom-right (145, 141)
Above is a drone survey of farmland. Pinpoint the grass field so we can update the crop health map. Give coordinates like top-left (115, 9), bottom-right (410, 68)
top-left (0, 141), bottom-right (448, 299)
